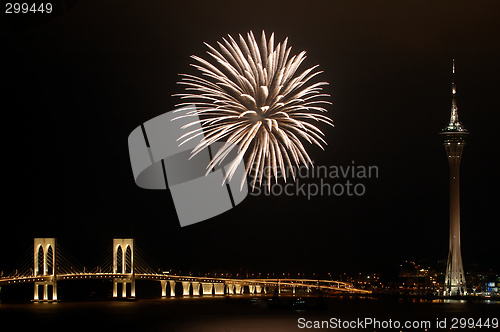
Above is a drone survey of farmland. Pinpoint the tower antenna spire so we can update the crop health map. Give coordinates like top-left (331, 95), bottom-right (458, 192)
top-left (445, 59), bottom-right (466, 132)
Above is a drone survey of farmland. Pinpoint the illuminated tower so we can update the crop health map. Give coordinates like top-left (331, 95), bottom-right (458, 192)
top-left (440, 59), bottom-right (468, 296)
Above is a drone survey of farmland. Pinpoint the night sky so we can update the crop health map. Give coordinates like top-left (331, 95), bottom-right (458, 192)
top-left (2, 0), bottom-right (499, 278)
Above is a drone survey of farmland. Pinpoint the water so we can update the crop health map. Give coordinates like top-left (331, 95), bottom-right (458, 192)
top-left (0, 295), bottom-right (498, 331)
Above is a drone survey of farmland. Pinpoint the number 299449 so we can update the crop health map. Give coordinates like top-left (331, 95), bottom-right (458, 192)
top-left (5, 3), bottom-right (53, 14)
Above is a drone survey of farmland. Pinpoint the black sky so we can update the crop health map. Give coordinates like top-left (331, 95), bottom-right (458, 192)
top-left (1, 0), bottom-right (499, 277)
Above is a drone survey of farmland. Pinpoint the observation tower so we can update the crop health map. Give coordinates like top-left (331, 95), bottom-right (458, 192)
top-left (440, 59), bottom-right (468, 296)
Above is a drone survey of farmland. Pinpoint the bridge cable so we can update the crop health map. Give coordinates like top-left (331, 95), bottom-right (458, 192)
top-left (3, 246), bottom-right (34, 278)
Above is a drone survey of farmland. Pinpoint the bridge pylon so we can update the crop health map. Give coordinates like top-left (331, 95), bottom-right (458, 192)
top-left (33, 238), bottom-right (57, 301)
top-left (112, 238), bottom-right (135, 298)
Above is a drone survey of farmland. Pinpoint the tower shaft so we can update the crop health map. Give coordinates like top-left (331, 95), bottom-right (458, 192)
top-left (443, 136), bottom-right (467, 296)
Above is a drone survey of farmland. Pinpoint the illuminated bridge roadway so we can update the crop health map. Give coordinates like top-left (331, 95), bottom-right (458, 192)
top-left (0, 238), bottom-right (370, 301)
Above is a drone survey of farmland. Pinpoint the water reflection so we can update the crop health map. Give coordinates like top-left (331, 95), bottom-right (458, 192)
top-left (0, 295), bottom-right (498, 331)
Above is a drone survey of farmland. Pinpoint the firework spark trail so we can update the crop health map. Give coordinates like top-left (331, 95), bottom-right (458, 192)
top-left (173, 30), bottom-right (334, 190)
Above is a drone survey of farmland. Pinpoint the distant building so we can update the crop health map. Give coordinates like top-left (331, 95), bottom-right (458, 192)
top-left (467, 272), bottom-right (500, 297)
top-left (396, 261), bottom-right (439, 295)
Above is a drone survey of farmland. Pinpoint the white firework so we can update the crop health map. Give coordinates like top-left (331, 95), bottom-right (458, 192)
top-left (174, 30), bottom-right (333, 189)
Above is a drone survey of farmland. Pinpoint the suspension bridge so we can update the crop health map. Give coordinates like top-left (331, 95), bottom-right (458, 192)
top-left (0, 238), bottom-right (370, 302)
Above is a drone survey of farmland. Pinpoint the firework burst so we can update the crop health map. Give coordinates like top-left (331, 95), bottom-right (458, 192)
top-left (174, 30), bottom-right (333, 189)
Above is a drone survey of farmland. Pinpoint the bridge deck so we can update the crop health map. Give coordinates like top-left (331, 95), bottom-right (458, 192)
top-left (0, 274), bottom-right (370, 293)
